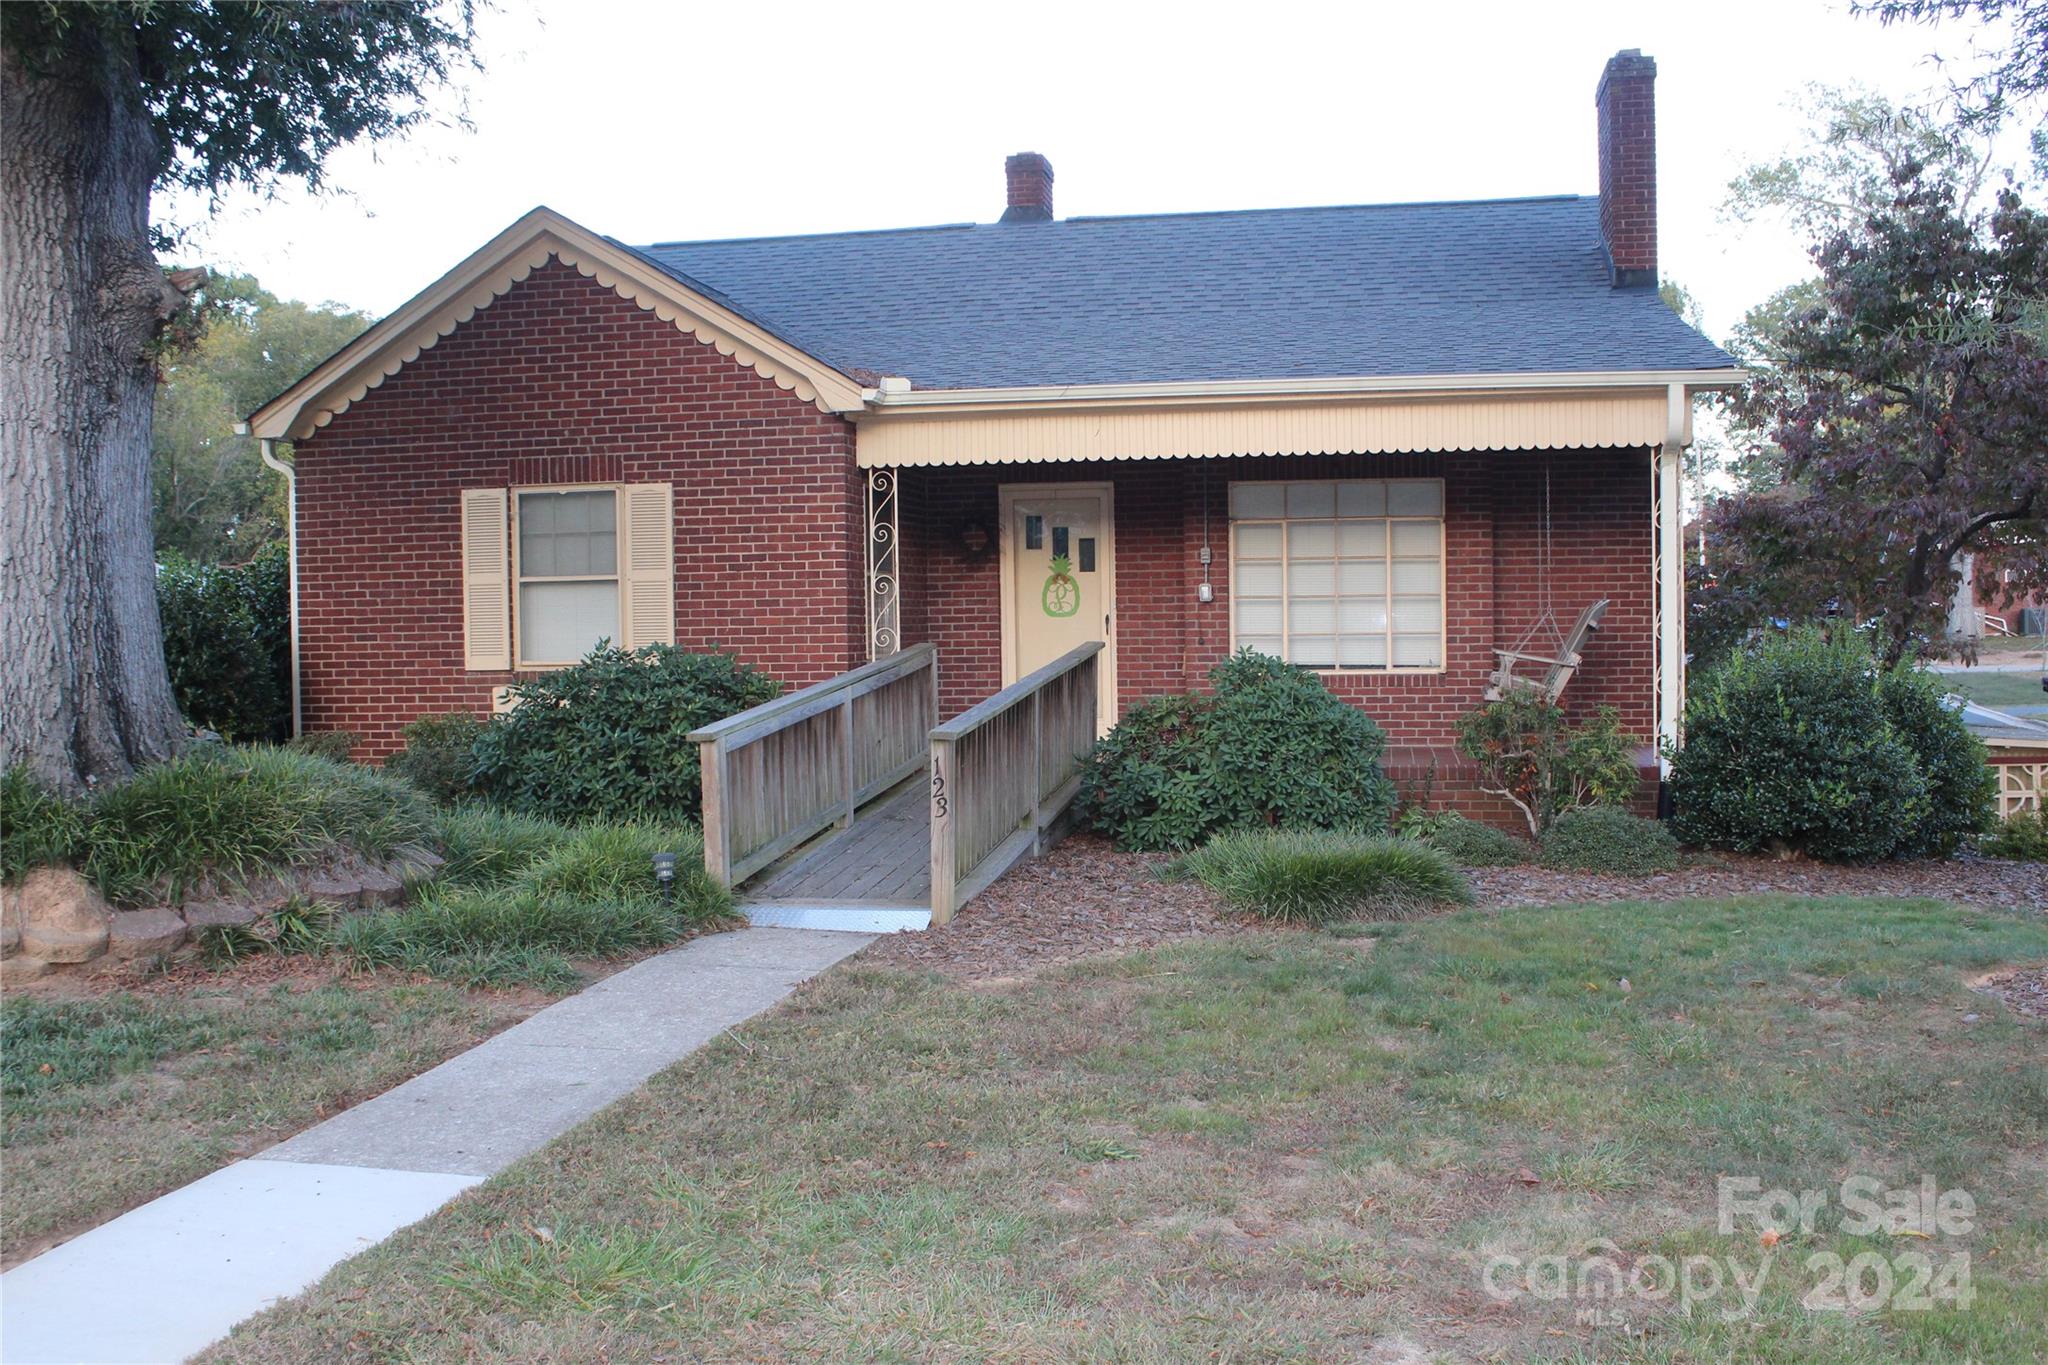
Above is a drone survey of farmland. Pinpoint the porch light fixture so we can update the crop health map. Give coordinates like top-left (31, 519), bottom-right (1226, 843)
top-left (652, 851), bottom-right (678, 900)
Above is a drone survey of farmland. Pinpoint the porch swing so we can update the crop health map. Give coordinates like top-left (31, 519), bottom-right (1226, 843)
top-left (1485, 458), bottom-right (1609, 703)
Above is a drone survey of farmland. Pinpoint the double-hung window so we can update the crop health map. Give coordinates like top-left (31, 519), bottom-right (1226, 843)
top-left (514, 488), bottom-right (622, 667)
top-left (1230, 479), bottom-right (1445, 670)
top-left (457, 482), bottom-right (675, 673)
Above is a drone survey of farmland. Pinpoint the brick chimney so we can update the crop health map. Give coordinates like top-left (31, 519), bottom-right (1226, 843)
top-left (1001, 152), bottom-right (1054, 223)
top-left (1595, 49), bottom-right (1657, 288)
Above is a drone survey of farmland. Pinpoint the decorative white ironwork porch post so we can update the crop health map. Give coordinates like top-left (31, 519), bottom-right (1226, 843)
top-left (866, 466), bottom-right (901, 660)
top-left (1653, 383), bottom-right (1687, 773)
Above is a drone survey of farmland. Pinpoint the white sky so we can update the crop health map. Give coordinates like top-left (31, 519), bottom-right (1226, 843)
top-left (166, 0), bottom-right (2030, 345)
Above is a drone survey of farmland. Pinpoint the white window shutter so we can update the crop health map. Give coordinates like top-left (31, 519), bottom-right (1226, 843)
top-left (460, 488), bottom-right (511, 671)
top-left (620, 482), bottom-right (675, 648)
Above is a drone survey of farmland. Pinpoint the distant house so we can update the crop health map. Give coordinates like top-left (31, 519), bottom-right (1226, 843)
top-left (246, 48), bottom-right (1738, 823)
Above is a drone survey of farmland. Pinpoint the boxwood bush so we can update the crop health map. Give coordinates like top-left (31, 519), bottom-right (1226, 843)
top-left (1078, 650), bottom-right (1397, 851)
top-left (1176, 828), bottom-right (1472, 923)
top-left (1982, 810), bottom-right (2048, 861)
top-left (470, 645), bottom-right (780, 824)
top-left (1399, 808), bottom-right (1532, 867)
top-left (1876, 666), bottom-right (1996, 857)
top-left (1538, 806), bottom-right (1678, 874)
top-left (385, 711), bottom-right (486, 804)
top-left (1670, 629), bottom-right (1989, 862)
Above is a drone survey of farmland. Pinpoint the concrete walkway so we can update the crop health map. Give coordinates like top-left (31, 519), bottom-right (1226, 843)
top-left (0, 927), bottom-right (871, 1365)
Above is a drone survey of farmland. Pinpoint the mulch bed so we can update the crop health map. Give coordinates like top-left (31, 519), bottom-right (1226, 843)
top-left (859, 838), bottom-right (1243, 982)
top-left (1974, 966), bottom-right (2048, 1018)
top-left (858, 834), bottom-right (2048, 983)
top-left (1470, 852), bottom-right (2048, 913)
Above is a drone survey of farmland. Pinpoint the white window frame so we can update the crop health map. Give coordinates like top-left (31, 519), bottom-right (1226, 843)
top-left (510, 483), bottom-right (625, 669)
top-left (1227, 477), bottom-right (1447, 674)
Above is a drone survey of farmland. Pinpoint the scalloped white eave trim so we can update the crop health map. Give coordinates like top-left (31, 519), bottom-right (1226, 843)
top-left (293, 240), bottom-right (832, 437)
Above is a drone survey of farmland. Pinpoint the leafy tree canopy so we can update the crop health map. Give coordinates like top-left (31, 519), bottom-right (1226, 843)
top-left (4, 0), bottom-right (478, 199)
top-left (1857, 0), bottom-right (2048, 130)
top-left (153, 274), bottom-right (369, 561)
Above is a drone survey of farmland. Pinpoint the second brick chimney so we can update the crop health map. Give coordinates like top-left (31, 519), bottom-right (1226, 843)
top-left (1002, 152), bottom-right (1054, 223)
top-left (1595, 49), bottom-right (1656, 288)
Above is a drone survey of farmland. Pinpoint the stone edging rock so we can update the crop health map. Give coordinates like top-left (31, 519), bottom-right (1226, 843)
top-left (0, 846), bottom-right (444, 983)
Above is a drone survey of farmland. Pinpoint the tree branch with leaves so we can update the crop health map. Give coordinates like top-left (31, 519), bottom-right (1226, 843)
top-left (1, 1), bottom-right (479, 793)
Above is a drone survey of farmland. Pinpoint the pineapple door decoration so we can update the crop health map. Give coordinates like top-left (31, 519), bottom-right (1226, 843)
top-left (1040, 524), bottom-right (1079, 617)
top-left (1041, 553), bottom-right (1079, 617)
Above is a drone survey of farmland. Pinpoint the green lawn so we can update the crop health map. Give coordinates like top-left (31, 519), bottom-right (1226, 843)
top-left (201, 896), bottom-right (2048, 1363)
top-left (1, 976), bottom-right (535, 1265)
top-left (1939, 668), bottom-right (2048, 711)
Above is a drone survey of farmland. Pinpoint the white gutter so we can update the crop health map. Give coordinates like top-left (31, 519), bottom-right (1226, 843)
top-left (245, 428), bottom-right (302, 738)
top-left (861, 367), bottom-right (1749, 409)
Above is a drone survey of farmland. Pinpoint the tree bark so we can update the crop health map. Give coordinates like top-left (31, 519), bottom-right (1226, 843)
top-left (2, 34), bottom-right (188, 795)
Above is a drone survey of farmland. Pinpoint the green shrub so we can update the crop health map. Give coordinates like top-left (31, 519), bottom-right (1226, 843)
top-left (471, 645), bottom-right (780, 823)
top-left (1079, 650), bottom-right (1397, 851)
top-left (1454, 695), bottom-right (1641, 838)
top-left (1176, 829), bottom-right (1472, 924)
top-left (385, 712), bottom-right (486, 804)
top-left (1982, 810), bottom-right (2048, 861)
top-left (1, 769), bottom-right (87, 882)
top-left (1398, 808), bottom-right (1532, 867)
top-left (1876, 667), bottom-right (1995, 857)
top-left (1538, 807), bottom-right (1679, 874)
top-left (156, 547), bottom-right (290, 742)
top-left (82, 746), bottom-right (436, 904)
top-left (1671, 629), bottom-right (1945, 862)
top-left (285, 731), bottom-right (359, 763)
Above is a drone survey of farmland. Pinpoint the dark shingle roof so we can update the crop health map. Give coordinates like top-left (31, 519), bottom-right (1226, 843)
top-left (633, 195), bottom-right (1736, 391)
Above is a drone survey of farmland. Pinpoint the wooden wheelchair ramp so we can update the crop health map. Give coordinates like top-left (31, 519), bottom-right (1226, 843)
top-left (689, 642), bottom-right (1103, 931)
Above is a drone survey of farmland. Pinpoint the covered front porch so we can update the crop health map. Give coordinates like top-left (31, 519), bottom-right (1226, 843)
top-left (863, 444), bottom-right (1681, 819)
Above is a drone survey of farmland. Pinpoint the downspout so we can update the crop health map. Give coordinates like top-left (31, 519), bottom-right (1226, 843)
top-left (244, 428), bottom-right (301, 738)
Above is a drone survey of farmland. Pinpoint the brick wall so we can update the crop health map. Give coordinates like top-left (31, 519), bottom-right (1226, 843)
top-left (293, 258), bottom-right (864, 758)
top-left (901, 449), bottom-right (1659, 822)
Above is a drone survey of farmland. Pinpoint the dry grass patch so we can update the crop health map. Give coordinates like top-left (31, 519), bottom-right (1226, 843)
top-left (1, 970), bottom-right (536, 1266)
top-left (202, 896), bottom-right (2048, 1363)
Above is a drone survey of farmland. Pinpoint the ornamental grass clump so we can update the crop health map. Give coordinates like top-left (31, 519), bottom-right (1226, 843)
top-left (2, 746), bottom-right (437, 905)
top-left (333, 822), bottom-right (730, 989)
top-left (1177, 829), bottom-right (1472, 925)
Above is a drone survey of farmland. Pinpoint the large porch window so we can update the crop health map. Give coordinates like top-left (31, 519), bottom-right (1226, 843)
top-left (1229, 479), bottom-right (1445, 670)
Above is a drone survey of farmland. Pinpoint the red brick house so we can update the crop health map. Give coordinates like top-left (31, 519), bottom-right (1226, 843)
top-left (245, 49), bottom-right (1739, 823)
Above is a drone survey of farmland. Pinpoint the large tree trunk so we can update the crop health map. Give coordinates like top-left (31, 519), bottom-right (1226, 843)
top-left (2, 34), bottom-right (188, 795)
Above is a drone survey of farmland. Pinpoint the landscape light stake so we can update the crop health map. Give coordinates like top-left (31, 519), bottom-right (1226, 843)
top-left (652, 852), bottom-right (677, 902)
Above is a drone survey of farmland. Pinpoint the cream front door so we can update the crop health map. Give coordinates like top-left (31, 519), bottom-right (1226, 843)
top-left (1001, 483), bottom-right (1116, 732)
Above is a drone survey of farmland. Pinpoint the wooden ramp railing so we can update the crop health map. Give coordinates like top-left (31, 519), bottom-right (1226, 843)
top-left (928, 641), bottom-right (1101, 924)
top-left (690, 644), bottom-right (937, 886)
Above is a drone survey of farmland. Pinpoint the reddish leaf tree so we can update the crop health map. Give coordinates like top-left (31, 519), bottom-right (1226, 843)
top-left (1712, 173), bottom-right (2047, 665)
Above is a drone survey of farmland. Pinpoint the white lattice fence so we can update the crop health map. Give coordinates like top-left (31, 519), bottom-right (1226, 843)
top-left (1996, 761), bottom-right (2046, 819)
